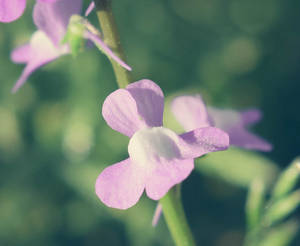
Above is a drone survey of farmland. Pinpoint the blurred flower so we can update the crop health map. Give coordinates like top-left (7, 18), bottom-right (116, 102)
top-left (10, 0), bottom-right (81, 92)
top-left (0, 0), bottom-right (56, 22)
top-left (95, 80), bottom-right (229, 209)
top-left (171, 95), bottom-right (272, 151)
top-left (11, 0), bottom-right (131, 92)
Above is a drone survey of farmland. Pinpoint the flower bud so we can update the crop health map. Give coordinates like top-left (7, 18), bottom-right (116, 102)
top-left (62, 15), bottom-right (85, 57)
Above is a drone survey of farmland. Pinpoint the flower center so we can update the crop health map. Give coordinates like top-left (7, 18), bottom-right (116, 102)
top-left (128, 127), bottom-right (181, 168)
top-left (208, 107), bottom-right (240, 130)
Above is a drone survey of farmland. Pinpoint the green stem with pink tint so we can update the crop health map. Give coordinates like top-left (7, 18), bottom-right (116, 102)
top-left (94, 1), bottom-right (196, 245)
top-left (160, 187), bottom-right (196, 246)
top-left (94, 0), bottom-right (131, 88)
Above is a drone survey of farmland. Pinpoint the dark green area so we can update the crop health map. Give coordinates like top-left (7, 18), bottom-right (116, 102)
top-left (0, 0), bottom-right (299, 245)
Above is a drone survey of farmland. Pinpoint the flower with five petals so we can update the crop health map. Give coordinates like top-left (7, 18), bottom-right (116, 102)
top-left (171, 95), bottom-right (272, 151)
top-left (96, 80), bottom-right (229, 209)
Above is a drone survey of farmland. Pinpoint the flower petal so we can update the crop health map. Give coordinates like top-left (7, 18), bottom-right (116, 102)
top-left (102, 89), bottom-right (147, 137)
top-left (128, 126), bottom-right (193, 200)
top-left (11, 44), bottom-right (31, 64)
top-left (11, 31), bottom-right (64, 93)
top-left (152, 203), bottom-right (163, 226)
top-left (227, 126), bottom-right (272, 151)
top-left (126, 80), bottom-right (164, 127)
top-left (171, 95), bottom-right (212, 131)
top-left (241, 109), bottom-right (262, 125)
top-left (207, 107), bottom-right (240, 131)
top-left (208, 107), bottom-right (272, 151)
top-left (95, 158), bottom-right (146, 209)
top-left (85, 1), bottom-right (95, 16)
top-left (0, 0), bottom-right (26, 23)
top-left (38, 0), bottom-right (57, 2)
top-left (84, 30), bottom-right (132, 71)
top-left (128, 127), bottom-right (182, 168)
top-left (145, 158), bottom-right (194, 200)
top-left (179, 127), bottom-right (229, 159)
top-left (33, 0), bottom-right (82, 45)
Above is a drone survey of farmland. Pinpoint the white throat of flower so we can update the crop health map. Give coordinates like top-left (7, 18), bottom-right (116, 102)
top-left (31, 31), bottom-right (69, 56)
top-left (208, 107), bottom-right (240, 130)
top-left (128, 127), bottom-right (181, 169)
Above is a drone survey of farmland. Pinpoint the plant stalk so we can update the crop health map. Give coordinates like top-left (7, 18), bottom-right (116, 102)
top-left (160, 187), bottom-right (196, 246)
top-left (94, 0), bottom-right (131, 88)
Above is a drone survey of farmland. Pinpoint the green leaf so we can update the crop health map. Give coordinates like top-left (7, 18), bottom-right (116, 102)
top-left (195, 148), bottom-right (279, 188)
top-left (271, 157), bottom-right (300, 201)
top-left (258, 220), bottom-right (299, 246)
top-left (246, 179), bottom-right (266, 230)
top-left (263, 189), bottom-right (300, 226)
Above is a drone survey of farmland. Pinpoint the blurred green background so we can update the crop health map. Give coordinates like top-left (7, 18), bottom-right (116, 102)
top-left (0, 0), bottom-right (300, 245)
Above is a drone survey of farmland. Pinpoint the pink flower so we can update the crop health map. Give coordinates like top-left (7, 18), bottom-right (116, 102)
top-left (10, 0), bottom-right (79, 92)
top-left (96, 80), bottom-right (229, 209)
top-left (171, 95), bottom-right (272, 151)
top-left (11, 0), bottom-right (131, 92)
top-left (0, 0), bottom-right (56, 22)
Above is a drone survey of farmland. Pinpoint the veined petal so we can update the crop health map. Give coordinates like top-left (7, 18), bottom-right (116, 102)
top-left (126, 80), bottom-right (164, 127)
top-left (85, 1), bottom-right (95, 16)
top-left (11, 44), bottom-right (31, 64)
top-left (95, 158), bottom-right (146, 209)
top-left (145, 158), bottom-right (194, 200)
top-left (84, 30), bottom-right (132, 71)
top-left (172, 95), bottom-right (211, 131)
top-left (241, 109), bottom-right (262, 125)
top-left (12, 31), bottom-right (65, 93)
top-left (179, 127), bottom-right (229, 159)
top-left (33, 0), bottom-right (82, 45)
top-left (227, 126), bottom-right (272, 151)
top-left (102, 89), bottom-right (147, 137)
top-left (0, 0), bottom-right (26, 23)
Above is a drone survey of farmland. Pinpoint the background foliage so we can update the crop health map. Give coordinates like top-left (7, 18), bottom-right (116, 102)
top-left (0, 0), bottom-right (299, 245)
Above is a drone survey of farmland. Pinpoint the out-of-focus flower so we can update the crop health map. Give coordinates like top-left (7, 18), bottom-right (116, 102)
top-left (95, 80), bottom-right (229, 209)
top-left (10, 0), bottom-right (81, 92)
top-left (11, 0), bottom-right (131, 92)
top-left (0, 0), bottom-right (56, 22)
top-left (171, 95), bottom-right (272, 151)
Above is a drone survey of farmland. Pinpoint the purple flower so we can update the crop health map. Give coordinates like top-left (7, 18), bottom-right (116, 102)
top-left (171, 95), bottom-right (272, 151)
top-left (11, 0), bottom-right (131, 92)
top-left (95, 80), bottom-right (229, 209)
top-left (0, 0), bottom-right (56, 22)
top-left (10, 0), bottom-right (81, 92)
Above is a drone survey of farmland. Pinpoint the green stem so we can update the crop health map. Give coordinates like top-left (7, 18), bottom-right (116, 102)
top-left (94, 0), bottom-right (131, 88)
top-left (94, 1), bottom-right (196, 245)
top-left (160, 187), bottom-right (196, 246)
